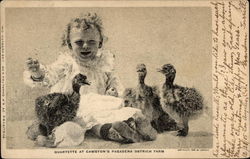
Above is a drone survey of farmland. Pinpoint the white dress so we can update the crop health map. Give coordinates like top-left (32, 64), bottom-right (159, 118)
top-left (77, 92), bottom-right (141, 125)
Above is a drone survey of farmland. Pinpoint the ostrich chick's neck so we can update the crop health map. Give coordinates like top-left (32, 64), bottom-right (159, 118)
top-left (72, 83), bottom-right (81, 94)
top-left (71, 84), bottom-right (81, 97)
top-left (70, 84), bottom-right (81, 104)
top-left (137, 74), bottom-right (148, 96)
top-left (164, 77), bottom-right (174, 90)
top-left (138, 73), bottom-right (146, 84)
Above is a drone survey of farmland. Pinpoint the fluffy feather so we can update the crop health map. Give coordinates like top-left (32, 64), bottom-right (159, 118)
top-left (159, 64), bottom-right (204, 136)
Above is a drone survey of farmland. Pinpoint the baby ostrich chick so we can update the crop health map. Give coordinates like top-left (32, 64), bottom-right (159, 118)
top-left (123, 64), bottom-right (178, 133)
top-left (136, 64), bottom-right (159, 120)
top-left (35, 73), bottom-right (90, 136)
top-left (158, 64), bottom-right (204, 136)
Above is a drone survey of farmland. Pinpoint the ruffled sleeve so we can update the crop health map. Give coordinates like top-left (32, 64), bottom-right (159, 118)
top-left (23, 52), bottom-right (73, 88)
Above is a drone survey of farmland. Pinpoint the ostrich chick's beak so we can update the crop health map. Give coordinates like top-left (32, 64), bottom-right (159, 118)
top-left (83, 79), bottom-right (91, 85)
top-left (156, 68), bottom-right (164, 73)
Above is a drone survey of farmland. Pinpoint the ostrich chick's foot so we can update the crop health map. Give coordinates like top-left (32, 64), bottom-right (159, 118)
top-left (177, 116), bottom-right (189, 137)
top-left (177, 129), bottom-right (188, 136)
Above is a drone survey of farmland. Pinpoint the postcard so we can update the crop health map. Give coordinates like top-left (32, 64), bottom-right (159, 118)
top-left (1, 0), bottom-right (249, 158)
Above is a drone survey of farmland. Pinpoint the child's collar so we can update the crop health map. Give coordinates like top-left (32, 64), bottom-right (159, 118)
top-left (95, 49), bottom-right (103, 57)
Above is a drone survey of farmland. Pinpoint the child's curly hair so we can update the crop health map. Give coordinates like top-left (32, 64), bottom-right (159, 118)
top-left (61, 12), bottom-right (104, 49)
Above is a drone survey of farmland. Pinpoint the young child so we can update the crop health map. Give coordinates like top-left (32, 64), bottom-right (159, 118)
top-left (25, 13), bottom-right (156, 147)
top-left (24, 13), bottom-right (123, 96)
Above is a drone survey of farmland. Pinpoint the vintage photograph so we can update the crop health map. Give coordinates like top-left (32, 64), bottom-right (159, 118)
top-left (2, 0), bottom-right (249, 158)
top-left (4, 6), bottom-right (213, 149)
top-left (0, 0), bottom-right (250, 158)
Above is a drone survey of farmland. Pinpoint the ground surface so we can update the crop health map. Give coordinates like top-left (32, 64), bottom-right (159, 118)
top-left (7, 114), bottom-right (212, 149)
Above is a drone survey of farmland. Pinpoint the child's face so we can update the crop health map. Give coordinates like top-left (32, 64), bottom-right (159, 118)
top-left (70, 27), bottom-right (101, 62)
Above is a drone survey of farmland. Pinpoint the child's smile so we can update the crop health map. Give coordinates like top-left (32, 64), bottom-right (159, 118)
top-left (70, 27), bottom-right (101, 62)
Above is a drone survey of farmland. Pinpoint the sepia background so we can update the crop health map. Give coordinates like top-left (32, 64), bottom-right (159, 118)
top-left (5, 7), bottom-right (212, 149)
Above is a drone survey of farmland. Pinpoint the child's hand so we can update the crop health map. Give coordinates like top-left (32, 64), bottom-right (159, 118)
top-left (106, 87), bottom-right (118, 97)
top-left (26, 58), bottom-right (44, 79)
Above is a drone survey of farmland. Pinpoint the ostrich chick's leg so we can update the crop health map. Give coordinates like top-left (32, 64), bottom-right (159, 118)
top-left (177, 115), bottom-right (189, 136)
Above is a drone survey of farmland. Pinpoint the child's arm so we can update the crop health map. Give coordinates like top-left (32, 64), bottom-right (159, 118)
top-left (23, 53), bottom-right (70, 88)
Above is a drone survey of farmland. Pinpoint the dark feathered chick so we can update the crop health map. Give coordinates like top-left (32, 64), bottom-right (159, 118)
top-left (158, 64), bottom-right (204, 136)
top-left (35, 73), bottom-right (90, 136)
